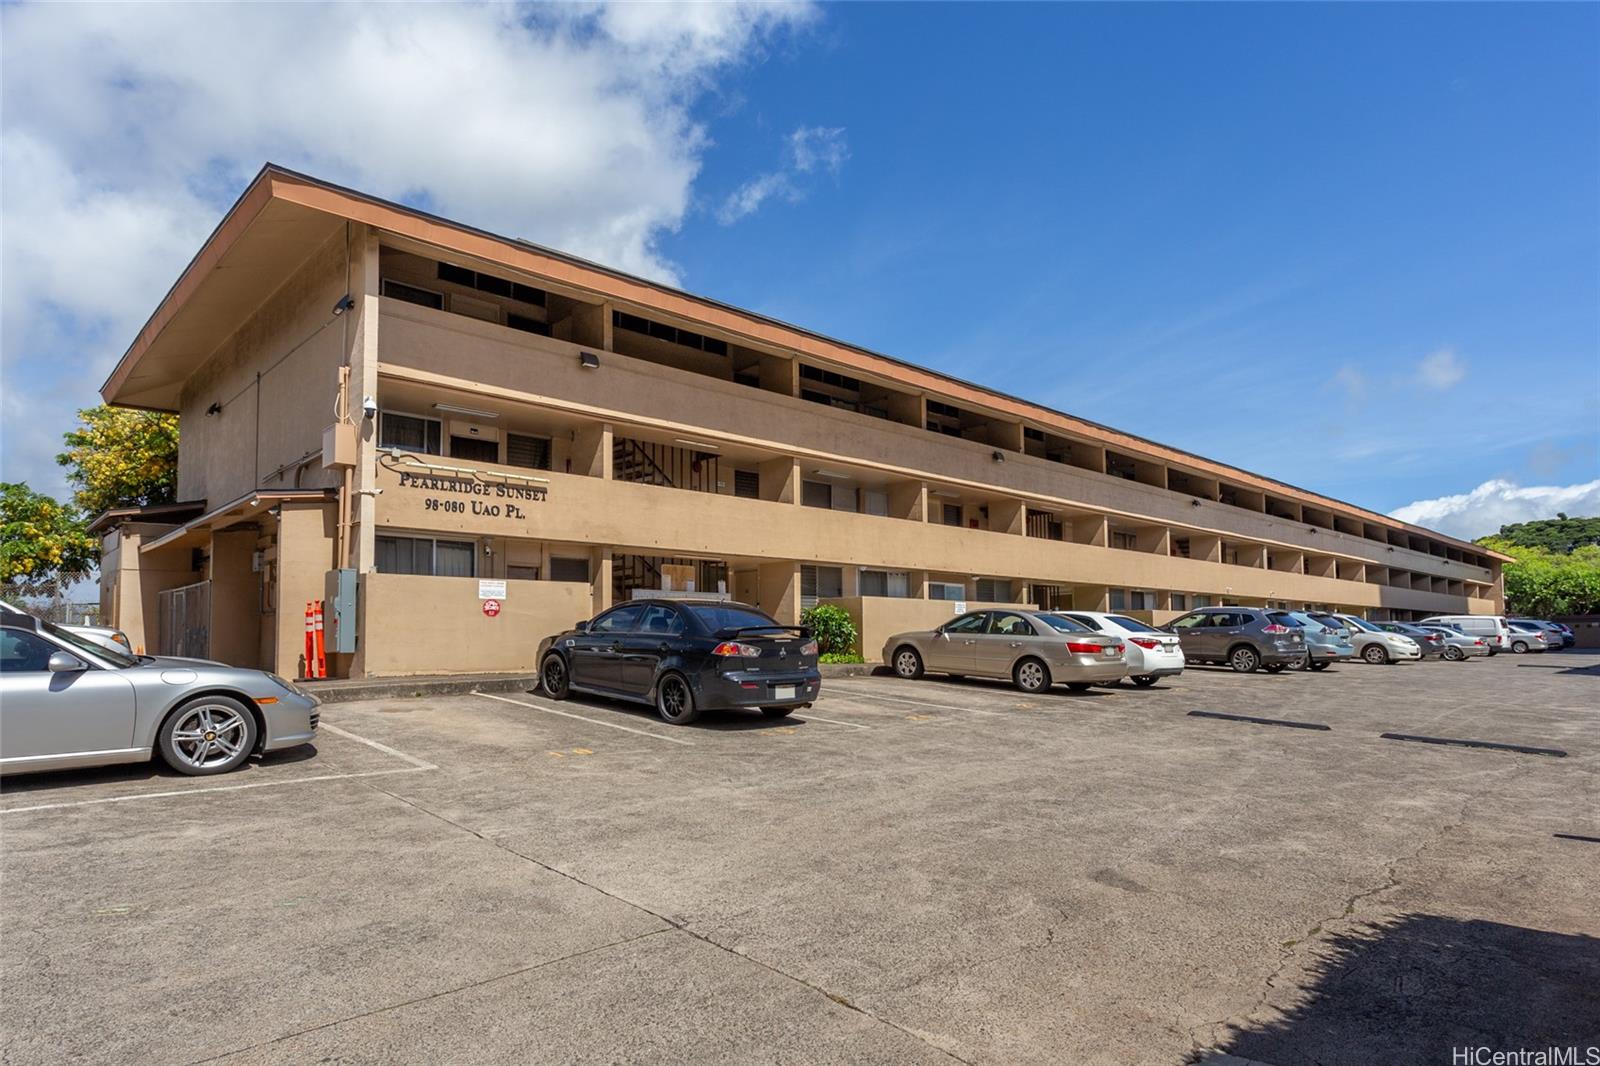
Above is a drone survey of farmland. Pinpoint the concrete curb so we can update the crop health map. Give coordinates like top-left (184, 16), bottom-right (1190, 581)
top-left (300, 673), bottom-right (539, 704)
top-left (820, 663), bottom-right (885, 678)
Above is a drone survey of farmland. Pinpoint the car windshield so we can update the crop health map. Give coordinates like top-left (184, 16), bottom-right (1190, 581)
top-left (1343, 616), bottom-right (1381, 633)
top-left (1036, 614), bottom-right (1093, 634)
top-left (39, 619), bottom-right (139, 667)
top-left (1105, 614), bottom-right (1160, 633)
top-left (683, 604), bottom-right (785, 634)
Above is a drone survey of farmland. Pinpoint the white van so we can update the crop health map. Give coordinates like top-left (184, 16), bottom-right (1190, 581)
top-left (1420, 614), bottom-right (1509, 654)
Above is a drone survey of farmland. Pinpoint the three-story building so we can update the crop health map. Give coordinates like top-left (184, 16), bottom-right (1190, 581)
top-left (95, 166), bottom-right (1508, 678)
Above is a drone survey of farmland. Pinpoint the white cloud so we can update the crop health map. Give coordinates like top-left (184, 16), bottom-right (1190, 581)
top-left (1390, 478), bottom-right (1600, 540)
top-left (0, 1), bottom-right (814, 496)
top-left (717, 123), bottom-right (848, 224)
top-left (1330, 364), bottom-right (1366, 400)
top-left (1416, 346), bottom-right (1465, 389)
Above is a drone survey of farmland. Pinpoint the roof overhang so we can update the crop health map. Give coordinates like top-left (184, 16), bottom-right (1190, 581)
top-left (102, 164), bottom-right (1511, 563)
top-left (138, 489), bottom-right (334, 555)
top-left (86, 500), bottom-right (208, 537)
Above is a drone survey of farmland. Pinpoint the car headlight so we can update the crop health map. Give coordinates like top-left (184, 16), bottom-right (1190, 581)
top-left (266, 672), bottom-right (301, 694)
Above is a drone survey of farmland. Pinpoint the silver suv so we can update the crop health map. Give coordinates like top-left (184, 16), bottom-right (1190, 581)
top-left (1163, 607), bottom-right (1305, 673)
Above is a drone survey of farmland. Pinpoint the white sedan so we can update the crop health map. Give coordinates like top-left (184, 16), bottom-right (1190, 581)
top-left (1052, 610), bottom-right (1186, 686)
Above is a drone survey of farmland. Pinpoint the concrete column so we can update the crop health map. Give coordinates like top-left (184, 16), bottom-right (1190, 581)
top-left (759, 457), bottom-right (800, 504)
top-left (279, 502), bottom-right (338, 678)
top-left (990, 498), bottom-right (1026, 536)
top-left (571, 422), bottom-right (612, 479)
top-left (591, 547), bottom-right (613, 614)
top-left (350, 225), bottom-right (382, 575)
top-left (757, 561), bottom-right (801, 625)
top-left (842, 566), bottom-right (861, 598)
top-left (1072, 515), bottom-right (1108, 547)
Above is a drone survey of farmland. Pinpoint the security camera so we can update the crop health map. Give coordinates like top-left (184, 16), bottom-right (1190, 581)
top-left (362, 396), bottom-right (377, 420)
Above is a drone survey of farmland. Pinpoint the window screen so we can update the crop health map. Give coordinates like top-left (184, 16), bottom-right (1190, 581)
top-left (733, 470), bottom-right (760, 499)
top-left (380, 413), bottom-right (442, 455)
top-left (800, 565), bottom-right (843, 609)
top-left (976, 578), bottom-right (1009, 602)
top-left (801, 481), bottom-right (832, 509)
top-left (550, 557), bottom-right (590, 583)
top-left (449, 435), bottom-right (499, 464)
top-left (942, 504), bottom-right (962, 526)
top-left (506, 433), bottom-right (551, 470)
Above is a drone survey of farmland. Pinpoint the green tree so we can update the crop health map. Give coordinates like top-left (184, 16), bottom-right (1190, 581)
top-left (56, 404), bottom-right (179, 515)
top-left (1479, 535), bottom-right (1600, 616)
top-left (1485, 515), bottom-right (1600, 554)
top-left (1, 482), bottom-right (97, 590)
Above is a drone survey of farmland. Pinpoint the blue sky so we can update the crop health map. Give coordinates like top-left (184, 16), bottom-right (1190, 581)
top-left (3, 2), bottom-right (1596, 538)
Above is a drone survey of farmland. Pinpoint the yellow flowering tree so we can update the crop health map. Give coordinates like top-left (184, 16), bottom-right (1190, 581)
top-left (56, 405), bottom-right (179, 516)
top-left (1, 482), bottom-right (97, 590)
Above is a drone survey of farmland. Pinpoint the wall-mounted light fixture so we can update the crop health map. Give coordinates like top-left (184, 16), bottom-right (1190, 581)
top-left (1191, 499), bottom-right (1202, 507)
top-left (331, 295), bottom-right (356, 316)
top-left (674, 438), bottom-right (720, 451)
top-left (205, 402), bottom-right (222, 417)
top-left (991, 450), bottom-right (1005, 463)
top-left (810, 468), bottom-right (852, 480)
top-left (579, 352), bottom-right (601, 370)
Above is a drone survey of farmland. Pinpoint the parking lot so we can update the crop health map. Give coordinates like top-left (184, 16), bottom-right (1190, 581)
top-left (3, 651), bottom-right (1596, 1065)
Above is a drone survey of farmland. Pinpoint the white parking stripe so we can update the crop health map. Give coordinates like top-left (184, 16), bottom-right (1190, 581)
top-left (824, 685), bottom-right (1007, 716)
top-left (791, 712), bottom-right (872, 730)
top-left (472, 691), bottom-right (695, 746)
top-left (0, 723), bottom-right (437, 816)
top-left (320, 722), bottom-right (438, 769)
top-left (1, 766), bottom-right (432, 815)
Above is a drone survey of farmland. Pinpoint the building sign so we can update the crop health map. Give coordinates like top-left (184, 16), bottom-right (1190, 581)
top-left (478, 579), bottom-right (508, 600)
top-left (395, 469), bottom-right (546, 522)
top-left (482, 599), bottom-right (502, 617)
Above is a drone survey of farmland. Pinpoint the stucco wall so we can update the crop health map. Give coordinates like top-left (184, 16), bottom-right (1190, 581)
top-left (177, 231), bottom-right (348, 505)
top-left (358, 574), bottom-right (590, 676)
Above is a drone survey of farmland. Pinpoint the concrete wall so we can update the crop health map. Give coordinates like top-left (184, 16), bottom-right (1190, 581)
top-left (98, 522), bottom-right (198, 654)
top-left (358, 574), bottom-right (590, 676)
top-left (276, 502), bottom-right (338, 679)
top-left (177, 232), bottom-right (348, 505)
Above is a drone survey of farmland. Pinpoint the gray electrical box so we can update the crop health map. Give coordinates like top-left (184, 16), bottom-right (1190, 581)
top-left (324, 568), bottom-right (359, 654)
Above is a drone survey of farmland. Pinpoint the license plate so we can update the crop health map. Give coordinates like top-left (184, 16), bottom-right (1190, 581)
top-left (1103, 647), bottom-right (1118, 656)
top-left (774, 685), bottom-right (797, 699)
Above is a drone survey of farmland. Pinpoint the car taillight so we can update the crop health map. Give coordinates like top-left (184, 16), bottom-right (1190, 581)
top-left (1261, 624), bottom-right (1291, 634)
top-left (1474, 639), bottom-right (1484, 645)
top-left (712, 641), bottom-right (762, 657)
top-left (1065, 641), bottom-right (1103, 654)
top-left (800, 640), bottom-right (818, 656)
top-left (1129, 637), bottom-right (1161, 650)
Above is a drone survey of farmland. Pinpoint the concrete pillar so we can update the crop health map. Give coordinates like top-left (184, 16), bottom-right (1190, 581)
top-left (990, 498), bottom-right (1026, 536)
top-left (278, 502), bottom-right (338, 678)
top-left (757, 561), bottom-right (801, 625)
top-left (759, 457), bottom-right (800, 504)
top-left (591, 547), bottom-right (613, 614)
top-left (1072, 515), bottom-right (1108, 547)
top-left (569, 422), bottom-right (611, 479)
top-left (350, 225), bottom-right (382, 576)
top-left (888, 479), bottom-right (926, 522)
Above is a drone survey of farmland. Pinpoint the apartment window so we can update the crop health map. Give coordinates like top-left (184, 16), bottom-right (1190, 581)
top-left (382, 279), bottom-right (444, 310)
top-left (1023, 427), bottom-right (1046, 442)
top-left (926, 399), bottom-right (963, 437)
top-left (506, 565), bottom-right (540, 581)
top-left (1129, 590), bottom-right (1155, 611)
top-left (928, 582), bottom-right (965, 602)
top-left (1108, 589), bottom-right (1127, 611)
top-left (1112, 531), bottom-right (1138, 551)
top-left (612, 310), bottom-right (727, 355)
top-left (375, 535), bottom-right (475, 577)
top-left (437, 261), bottom-right (476, 287)
top-left (860, 489), bottom-right (889, 517)
top-left (1173, 538), bottom-right (1191, 558)
top-left (733, 470), bottom-right (760, 499)
top-left (801, 480), bottom-right (832, 509)
top-left (506, 433), bottom-right (551, 470)
top-left (941, 503), bottom-right (962, 526)
top-left (1193, 595), bottom-right (1213, 608)
top-left (507, 313), bottom-right (551, 336)
top-left (379, 411), bottom-right (442, 455)
top-left (976, 578), bottom-right (1009, 602)
top-left (1171, 593), bottom-right (1188, 611)
top-left (800, 565), bottom-right (843, 609)
top-left (860, 569), bottom-right (909, 598)
top-left (450, 435), bottom-right (499, 464)
top-left (550, 557), bottom-right (590, 583)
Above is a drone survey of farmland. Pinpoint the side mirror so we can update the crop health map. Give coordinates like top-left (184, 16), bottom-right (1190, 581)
top-left (573, 620), bottom-right (590, 633)
top-left (48, 651), bottom-right (86, 673)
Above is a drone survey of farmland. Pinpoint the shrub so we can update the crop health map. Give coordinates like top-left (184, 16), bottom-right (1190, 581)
top-left (800, 603), bottom-right (858, 658)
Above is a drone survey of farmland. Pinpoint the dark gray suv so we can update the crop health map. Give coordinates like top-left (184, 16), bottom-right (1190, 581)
top-left (1163, 607), bottom-right (1306, 673)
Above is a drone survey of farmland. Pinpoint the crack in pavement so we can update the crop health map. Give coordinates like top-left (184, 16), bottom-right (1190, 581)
top-left (311, 778), bottom-right (978, 1066)
top-left (1181, 757), bottom-right (1544, 1059)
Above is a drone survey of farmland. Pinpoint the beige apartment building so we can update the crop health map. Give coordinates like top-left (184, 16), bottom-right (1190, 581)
top-left (95, 166), bottom-right (1509, 679)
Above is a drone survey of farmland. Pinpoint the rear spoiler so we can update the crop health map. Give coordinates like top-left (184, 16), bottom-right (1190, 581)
top-left (716, 625), bottom-right (812, 640)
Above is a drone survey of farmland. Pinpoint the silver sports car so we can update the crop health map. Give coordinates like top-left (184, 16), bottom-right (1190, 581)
top-left (882, 608), bottom-right (1130, 693)
top-left (0, 610), bottom-right (319, 777)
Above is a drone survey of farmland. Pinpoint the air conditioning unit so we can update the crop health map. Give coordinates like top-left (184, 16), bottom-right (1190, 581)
top-left (449, 420), bottom-right (500, 443)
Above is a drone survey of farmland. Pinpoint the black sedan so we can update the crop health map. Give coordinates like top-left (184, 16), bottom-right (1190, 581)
top-left (536, 599), bottom-right (821, 725)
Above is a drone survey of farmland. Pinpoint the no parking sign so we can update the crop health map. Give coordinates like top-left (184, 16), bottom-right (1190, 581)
top-left (482, 599), bottom-right (501, 617)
